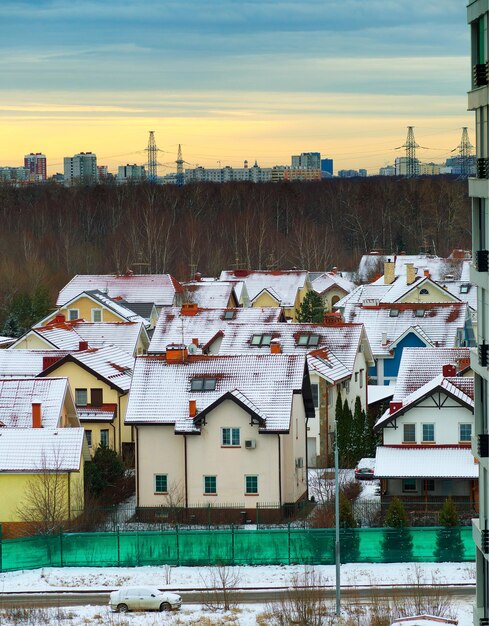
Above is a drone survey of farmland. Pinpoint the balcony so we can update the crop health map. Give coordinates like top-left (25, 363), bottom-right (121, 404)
top-left (478, 433), bottom-right (489, 457)
top-left (475, 250), bottom-right (489, 272)
top-left (482, 529), bottom-right (489, 553)
top-left (478, 341), bottom-right (489, 366)
top-left (477, 157), bottom-right (489, 179)
top-left (473, 63), bottom-right (489, 87)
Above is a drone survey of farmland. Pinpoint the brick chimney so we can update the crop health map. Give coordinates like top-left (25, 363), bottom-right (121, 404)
top-left (324, 312), bottom-right (343, 325)
top-left (423, 269), bottom-right (431, 278)
top-left (384, 260), bottom-right (395, 285)
top-left (165, 344), bottom-right (188, 362)
top-left (79, 341), bottom-right (89, 351)
top-left (442, 364), bottom-right (456, 377)
top-left (181, 303), bottom-right (199, 316)
top-left (270, 339), bottom-right (282, 354)
top-left (457, 357), bottom-right (471, 371)
top-left (191, 338), bottom-right (199, 346)
top-left (194, 272), bottom-right (202, 282)
top-left (406, 263), bottom-right (416, 286)
top-left (42, 355), bottom-right (62, 370)
top-left (54, 314), bottom-right (65, 324)
top-left (389, 401), bottom-right (402, 414)
top-left (32, 402), bottom-right (42, 428)
top-left (189, 399), bottom-right (197, 417)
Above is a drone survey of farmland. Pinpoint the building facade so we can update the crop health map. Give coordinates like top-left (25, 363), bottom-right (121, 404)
top-left (291, 152), bottom-right (321, 169)
top-left (63, 152), bottom-right (98, 186)
top-left (467, 0), bottom-right (489, 620)
top-left (24, 153), bottom-right (47, 181)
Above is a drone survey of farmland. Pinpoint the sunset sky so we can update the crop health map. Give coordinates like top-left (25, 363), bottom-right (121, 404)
top-left (0, 0), bottom-right (473, 175)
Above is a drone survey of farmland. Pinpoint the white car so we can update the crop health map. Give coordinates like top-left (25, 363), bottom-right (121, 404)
top-left (110, 586), bottom-right (182, 613)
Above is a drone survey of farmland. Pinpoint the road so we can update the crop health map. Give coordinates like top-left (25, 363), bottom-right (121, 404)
top-left (0, 584), bottom-right (475, 609)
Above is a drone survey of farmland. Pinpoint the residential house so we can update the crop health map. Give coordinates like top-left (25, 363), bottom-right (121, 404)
top-left (181, 281), bottom-right (239, 309)
top-left (125, 347), bottom-right (314, 518)
top-left (10, 319), bottom-right (149, 357)
top-left (0, 377), bottom-right (88, 537)
top-left (219, 270), bottom-right (311, 320)
top-left (356, 252), bottom-right (471, 283)
top-left (311, 270), bottom-right (355, 312)
top-left (374, 369), bottom-right (477, 507)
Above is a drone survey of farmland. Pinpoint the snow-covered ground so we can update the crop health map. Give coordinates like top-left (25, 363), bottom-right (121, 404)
top-left (0, 562), bottom-right (476, 625)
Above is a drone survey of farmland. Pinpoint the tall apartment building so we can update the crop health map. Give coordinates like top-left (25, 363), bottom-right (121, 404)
top-left (117, 164), bottom-right (146, 183)
top-left (467, 0), bottom-right (489, 619)
top-left (291, 151), bottom-right (321, 169)
top-left (24, 153), bottom-right (46, 181)
top-left (63, 152), bottom-right (98, 186)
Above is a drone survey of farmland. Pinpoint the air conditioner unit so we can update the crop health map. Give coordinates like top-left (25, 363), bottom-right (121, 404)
top-left (295, 457), bottom-right (304, 469)
top-left (245, 439), bottom-right (256, 449)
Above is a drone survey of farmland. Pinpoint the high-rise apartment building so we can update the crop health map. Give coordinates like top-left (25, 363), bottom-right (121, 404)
top-left (291, 151), bottom-right (321, 169)
top-left (63, 152), bottom-right (98, 186)
top-left (24, 153), bottom-right (46, 181)
top-left (321, 158), bottom-right (334, 177)
top-left (117, 164), bottom-right (146, 183)
top-left (467, 0), bottom-right (489, 620)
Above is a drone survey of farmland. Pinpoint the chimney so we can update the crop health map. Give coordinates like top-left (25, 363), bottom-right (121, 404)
top-left (381, 332), bottom-right (388, 346)
top-left (457, 357), bottom-right (470, 371)
top-left (406, 263), bottom-right (416, 286)
top-left (384, 260), bottom-right (395, 285)
top-left (189, 399), bottom-right (197, 418)
top-left (331, 266), bottom-right (338, 275)
top-left (423, 269), bottom-right (430, 278)
top-left (42, 355), bottom-right (62, 370)
top-left (165, 343), bottom-right (188, 363)
top-left (192, 338), bottom-right (199, 346)
top-left (270, 339), bottom-right (282, 354)
top-left (32, 402), bottom-right (42, 428)
top-left (194, 272), bottom-right (202, 282)
top-left (54, 314), bottom-right (65, 324)
top-left (324, 312), bottom-right (343, 326)
top-left (389, 401), bottom-right (402, 414)
top-left (181, 303), bottom-right (199, 316)
top-left (442, 364), bottom-right (456, 377)
top-left (79, 341), bottom-right (89, 351)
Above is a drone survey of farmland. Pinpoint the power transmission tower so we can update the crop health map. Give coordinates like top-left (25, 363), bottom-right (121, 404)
top-left (176, 144), bottom-right (184, 187)
top-left (146, 131), bottom-right (158, 183)
top-left (396, 126), bottom-right (421, 178)
top-left (452, 127), bottom-right (474, 178)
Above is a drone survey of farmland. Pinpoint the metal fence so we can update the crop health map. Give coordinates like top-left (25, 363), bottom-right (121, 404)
top-left (0, 526), bottom-right (475, 572)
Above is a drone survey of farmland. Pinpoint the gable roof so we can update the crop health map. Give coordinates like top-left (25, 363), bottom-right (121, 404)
top-left (125, 353), bottom-right (311, 433)
top-left (342, 303), bottom-right (467, 357)
top-left (56, 274), bottom-right (183, 307)
top-left (0, 428), bottom-right (86, 472)
top-left (374, 446), bottom-right (478, 479)
top-left (219, 270), bottom-right (309, 307)
top-left (394, 347), bottom-right (471, 401)
top-left (311, 272), bottom-right (355, 296)
top-left (357, 254), bottom-right (469, 283)
top-left (148, 307), bottom-right (285, 353)
top-left (306, 348), bottom-right (351, 384)
top-left (182, 282), bottom-right (237, 308)
top-left (375, 374), bottom-right (474, 430)
top-left (0, 350), bottom-right (70, 378)
top-left (0, 377), bottom-right (73, 429)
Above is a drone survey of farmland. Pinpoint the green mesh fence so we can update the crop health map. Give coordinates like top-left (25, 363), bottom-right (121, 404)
top-left (0, 527), bottom-right (475, 572)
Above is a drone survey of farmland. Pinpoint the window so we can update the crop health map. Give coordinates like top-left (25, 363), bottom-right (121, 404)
top-left (403, 423), bottom-right (416, 443)
top-left (251, 334), bottom-right (272, 347)
top-left (204, 475), bottom-right (217, 494)
top-left (359, 369), bottom-right (364, 388)
top-left (85, 430), bottom-right (92, 447)
top-left (424, 479), bottom-right (435, 492)
top-left (100, 429), bottom-right (109, 447)
top-left (75, 388), bottom-right (88, 406)
top-left (91, 388), bottom-right (103, 406)
top-left (190, 377), bottom-right (216, 391)
top-left (402, 479), bottom-right (417, 493)
top-left (422, 423), bottom-right (435, 442)
top-left (245, 475), bottom-right (258, 494)
top-left (297, 334), bottom-right (320, 347)
top-left (459, 423), bottom-right (472, 442)
top-left (154, 474), bottom-right (168, 493)
top-left (222, 427), bottom-right (240, 446)
top-left (415, 309), bottom-right (425, 318)
top-left (223, 310), bottom-right (236, 320)
top-left (419, 288), bottom-right (429, 296)
top-left (91, 308), bottom-right (103, 322)
top-left (389, 309), bottom-right (399, 317)
top-left (311, 383), bottom-right (319, 408)
top-left (68, 309), bottom-right (79, 321)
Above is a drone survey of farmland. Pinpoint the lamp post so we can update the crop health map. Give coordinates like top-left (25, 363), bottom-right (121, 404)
top-left (334, 417), bottom-right (341, 616)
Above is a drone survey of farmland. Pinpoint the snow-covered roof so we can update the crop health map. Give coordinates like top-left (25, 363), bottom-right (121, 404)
top-left (311, 272), bottom-right (355, 296)
top-left (125, 353), bottom-right (311, 433)
top-left (85, 291), bottom-right (150, 326)
top-left (0, 377), bottom-right (71, 429)
top-left (357, 254), bottom-right (469, 282)
top-left (368, 385), bottom-right (395, 405)
top-left (219, 270), bottom-right (309, 307)
top-left (41, 345), bottom-right (134, 392)
top-left (77, 405), bottom-right (117, 422)
top-left (307, 349), bottom-right (351, 384)
top-left (56, 274), bottom-right (183, 307)
top-left (0, 428), bottom-right (85, 471)
top-left (342, 303), bottom-right (467, 356)
top-left (181, 282), bottom-right (237, 308)
top-left (394, 347), bottom-right (471, 401)
top-left (374, 446), bottom-right (478, 479)
top-left (149, 307), bottom-right (284, 353)
top-left (375, 375), bottom-right (474, 429)
top-left (0, 350), bottom-right (69, 377)
top-left (0, 336), bottom-right (14, 347)
top-left (438, 281), bottom-right (476, 312)
top-left (16, 321), bottom-right (146, 356)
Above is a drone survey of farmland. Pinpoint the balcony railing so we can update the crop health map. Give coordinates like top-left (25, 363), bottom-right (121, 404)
top-left (478, 341), bottom-right (489, 366)
top-left (475, 250), bottom-right (489, 272)
top-left (482, 529), bottom-right (489, 553)
top-left (478, 433), bottom-right (489, 457)
top-left (473, 63), bottom-right (489, 87)
top-left (477, 158), bottom-right (489, 179)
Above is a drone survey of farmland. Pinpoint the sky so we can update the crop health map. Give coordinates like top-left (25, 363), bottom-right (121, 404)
top-left (0, 0), bottom-right (474, 174)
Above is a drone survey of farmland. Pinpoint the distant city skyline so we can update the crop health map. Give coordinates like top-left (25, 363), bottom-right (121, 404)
top-left (0, 1), bottom-right (473, 173)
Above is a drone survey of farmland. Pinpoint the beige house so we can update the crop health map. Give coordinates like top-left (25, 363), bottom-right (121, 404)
top-left (125, 347), bottom-right (314, 518)
top-left (311, 271), bottom-right (355, 312)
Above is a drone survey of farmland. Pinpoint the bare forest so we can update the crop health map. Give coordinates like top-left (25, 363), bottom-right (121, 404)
top-left (0, 176), bottom-right (470, 326)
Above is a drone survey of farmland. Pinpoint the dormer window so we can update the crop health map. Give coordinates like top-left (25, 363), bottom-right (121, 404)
top-left (251, 334), bottom-right (272, 347)
top-left (460, 284), bottom-right (470, 294)
top-left (190, 377), bottom-right (216, 391)
top-left (419, 288), bottom-right (429, 296)
top-left (389, 309), bottom-right (399, 317)
top-left (415, 309), bottom-right (425, 318)
top-left (297, 334), bottom-right (320, 347)
top-left (223, 310), bottom-right (236, 320)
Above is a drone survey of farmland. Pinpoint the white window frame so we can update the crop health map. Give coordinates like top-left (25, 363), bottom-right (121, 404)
top-left (75, 388), bottom-right (88, 406)
top-left (221, 427), bottom-right (240, 447)
top-left (68, 308), bottom-right (79, 321)
top-left (422, 423), bottom-right (435, 443)
top-left (459, 423), bottom-right (472, 442)
top-left (91, 308), bottom-right (103, 322)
